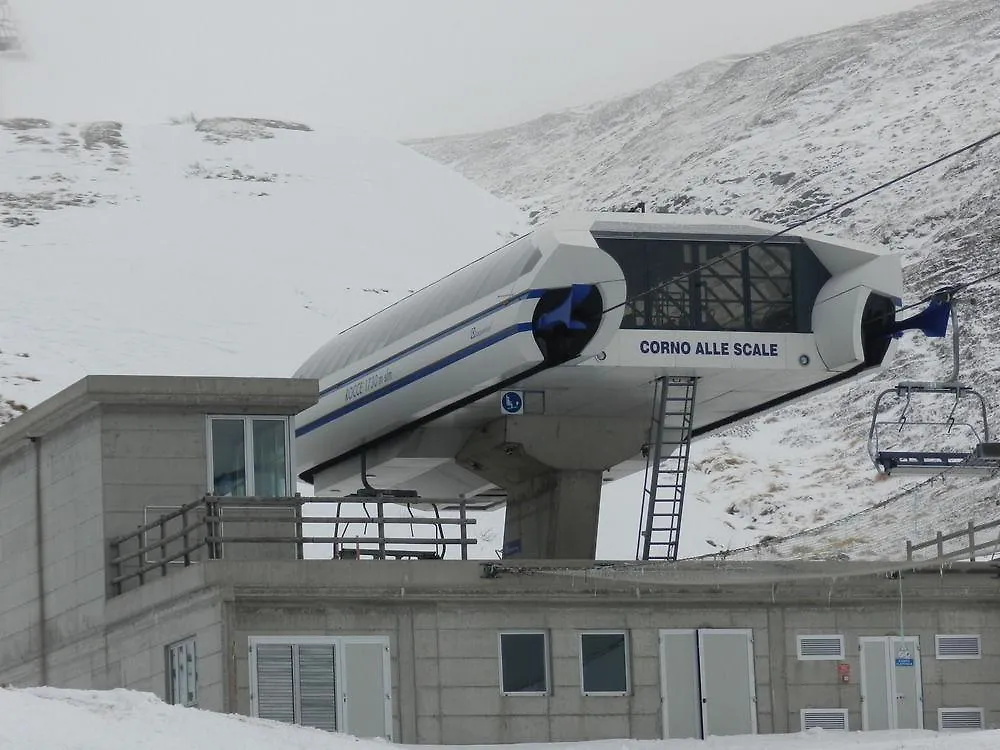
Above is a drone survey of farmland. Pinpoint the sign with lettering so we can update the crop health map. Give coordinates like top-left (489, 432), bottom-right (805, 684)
top-left (638, 339), bottom-right (780, 358)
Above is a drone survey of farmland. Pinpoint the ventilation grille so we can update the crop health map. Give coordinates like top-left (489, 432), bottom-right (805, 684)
top-left (935, 634), bottom-right (981, 660)
top-left (938, 707), bottom-right (984, 731)
top-left (801, 708), bottom-right (848, 731)
top-left (797, 635), bottom-right (845, 660)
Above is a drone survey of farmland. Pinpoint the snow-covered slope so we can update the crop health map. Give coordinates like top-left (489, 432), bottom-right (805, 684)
top-left (0, 116), bottom-right (525, 424)
top-left (2, 686), bottom-right (999, 750)
top-left (408, 0), bottom-right (1000, 559)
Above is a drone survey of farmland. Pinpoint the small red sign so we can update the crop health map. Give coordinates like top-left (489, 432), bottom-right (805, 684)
top-left (837, 663), bottom-right (850, 683)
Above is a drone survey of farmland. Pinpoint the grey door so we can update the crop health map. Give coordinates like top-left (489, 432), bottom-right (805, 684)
top-left (659, 628), bottom-right (757, 739)
top-left (659, 630), bottom-right (702, 739)
top-left (342, 640), bottom-right (392, 739)
top-left (698, 629), bottom-right (757, 737)
top-left (860, 636), bottom-right (923, 731)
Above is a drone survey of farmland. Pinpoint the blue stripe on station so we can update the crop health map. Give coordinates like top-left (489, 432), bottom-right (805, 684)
top-left (317, 288), bottom-right (546, 398)
top-left (295, 321), bottom-right (536, 437)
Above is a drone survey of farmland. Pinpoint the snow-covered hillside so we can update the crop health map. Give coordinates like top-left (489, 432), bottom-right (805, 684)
top-left (0, 116), bottom-right (525, 417)
top-left (1, 686), bottom-right (998, 750)
top-left (408, 0), bottom-right (1000, 558)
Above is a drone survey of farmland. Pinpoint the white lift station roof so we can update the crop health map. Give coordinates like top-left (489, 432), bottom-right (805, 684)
top-left (294, 212), bottom-right (903, 507)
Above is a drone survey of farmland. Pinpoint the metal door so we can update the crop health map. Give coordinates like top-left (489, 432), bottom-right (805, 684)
top-left (698, 629), bottom-right (758, 737)
top-left (342, 639), bottom-right (393, 739)
top-left (860, 636), bottom-right (923, 731)
top-left (658, 629), bottom-right (702, 739)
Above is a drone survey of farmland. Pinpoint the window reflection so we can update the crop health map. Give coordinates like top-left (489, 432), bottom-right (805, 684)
top-left (698, 243), bottom-right (746, 331)
top-left (595, 235), bottom-right (814, 333)
top-left (211, 418), bottom-right (246, 496)
top-left (253, 419), bottom-right (288, 496)
top-left (210, 417), bottom-right (289, 497)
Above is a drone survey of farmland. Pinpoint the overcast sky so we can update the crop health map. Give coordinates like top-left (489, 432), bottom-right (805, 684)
top-left (3, 0), bottom-right (944, 140)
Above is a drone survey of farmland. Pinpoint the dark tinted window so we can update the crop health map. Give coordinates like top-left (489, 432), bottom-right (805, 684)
top-left (499, 632), bottom-right (548, 694)
top-left (593, 234), bottom-right (827, 333)
top-left (580, 632), bottom-right (629, 695)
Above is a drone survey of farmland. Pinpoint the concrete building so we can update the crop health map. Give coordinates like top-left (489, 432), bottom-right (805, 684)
top-left (1, 375), bottom-right (998, 742)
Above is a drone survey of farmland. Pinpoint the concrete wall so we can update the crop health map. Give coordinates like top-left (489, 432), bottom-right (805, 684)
top-left (0, 408), bottom-right (105, 686)
top-left (104, 571), bottom-right (226, 710)
top-left (225, 593), bottom-right (1000, 742)
top-left (204, 561), bottom-right (1000, 743)
top-left (101, 409), bottom-right (211, 548)
top-left (0, 375), bottom-right (317, 692)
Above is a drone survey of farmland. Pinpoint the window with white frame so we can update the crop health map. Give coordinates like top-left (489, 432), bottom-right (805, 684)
top-left (580, 631), bottom-right (629, 695)
top-left (498, 631), bottom-right (549, 695)
top-left (208, 416), bottom-right (291, 497)
top-left (166, 637), bottom-right (198, 707)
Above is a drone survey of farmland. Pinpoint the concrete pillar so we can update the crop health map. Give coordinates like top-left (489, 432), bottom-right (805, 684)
top-left (502, 469), bottom-right (603, 559)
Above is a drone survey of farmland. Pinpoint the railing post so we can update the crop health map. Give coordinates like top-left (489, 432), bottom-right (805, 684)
top-left (969, 520), bottom-right (976, 561)
top-left (936, 530), bottom-right (944, 559)
top-left (111, 539), bottom-right (121, 596)
top-left (182, 507), bottom-right (191, 566)
top-left (295, 500), bottom-right (304, 561)
top-left (377, 499), bottom-right (386, 560)
top-left (207, 498), bottom-right (219, 560)
top-left (137, 524), bottom-right (146, 586)
top-left (460, 501), bottom-right (468, 561)
top-left (159, 516), bottom-right (168, 577)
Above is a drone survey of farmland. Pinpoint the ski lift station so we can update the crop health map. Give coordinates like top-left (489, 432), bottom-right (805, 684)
top-left (294, 211), bottom-right (904, 559)
top-left (4, 211), bottom-right (1000, 742)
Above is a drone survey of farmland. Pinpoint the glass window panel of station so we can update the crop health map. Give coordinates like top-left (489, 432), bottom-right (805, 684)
top-left (580, 632), bottom-right (629, 695)
top-left (747, 243), bottom-right (795, 331)
top-left (602, 238), bottom-right (649, 329)
top-left (499, 632), bottom-right (549, 695)
top-left (697, 242), bottom-right (747, 330)
top-left (643, 240), bottom-right (693, 330)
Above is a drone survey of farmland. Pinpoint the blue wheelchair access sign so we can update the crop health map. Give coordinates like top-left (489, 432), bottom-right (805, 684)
top-left (500, 390), bottom-right (524, 415)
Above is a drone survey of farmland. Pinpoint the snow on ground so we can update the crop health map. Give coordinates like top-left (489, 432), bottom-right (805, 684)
top-left (0, 686), bottom-right (997, 750)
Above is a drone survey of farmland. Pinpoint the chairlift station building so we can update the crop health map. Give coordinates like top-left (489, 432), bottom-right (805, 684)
top-left (3, 213), bottom-right (999, 741)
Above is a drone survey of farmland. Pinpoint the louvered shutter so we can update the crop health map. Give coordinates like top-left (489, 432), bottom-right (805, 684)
top-left (796, 635), bottom-right (844, 660)
top-left (800, 708), bottom-right (848, 731)
top-left (254, 643), bottom-right (295, 723)
top-left (297, 644), bottom-right (338, 732)
top-left (935, 635), bottom-right (981, 659)
top-left (939, 708), bottom-right (985, 730)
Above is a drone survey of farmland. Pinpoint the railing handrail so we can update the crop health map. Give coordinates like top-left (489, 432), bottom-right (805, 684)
top-left (203, 535), bottom-right (476, 546)
top-left (108, 495), bottom-right (208, 546)
top-left (906, 517), bottom-right (1000, 561)
top-left (108, 494), bottom-right (479, 595)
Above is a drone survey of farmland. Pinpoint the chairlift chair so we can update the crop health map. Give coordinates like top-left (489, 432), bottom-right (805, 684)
top-left (867, 289), bottom-right (999, 475)
top-left (0, 1), bottom-right (24, 57)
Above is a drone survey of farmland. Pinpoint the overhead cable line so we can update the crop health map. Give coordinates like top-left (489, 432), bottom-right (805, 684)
top-left (603, 124), bottom-right (1000, 317)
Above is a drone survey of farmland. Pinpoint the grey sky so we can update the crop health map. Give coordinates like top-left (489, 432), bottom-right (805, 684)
top-left (5, 0), bottom-right (943, 140)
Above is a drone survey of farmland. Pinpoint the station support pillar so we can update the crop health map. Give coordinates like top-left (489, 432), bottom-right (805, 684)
top-left (502, 469), bottom-right (603, 559)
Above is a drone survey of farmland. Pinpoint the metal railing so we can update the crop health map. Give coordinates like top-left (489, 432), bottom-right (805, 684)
top-left (108, 495), bottom-right (477, 596)
top-left (906, 518), bottom-right (1000, 562)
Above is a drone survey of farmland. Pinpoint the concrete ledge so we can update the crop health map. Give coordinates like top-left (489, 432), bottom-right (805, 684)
top-left (180, 558), bottom-right (1000, 606)
top-left (0, 375), bottom-right (319, 453)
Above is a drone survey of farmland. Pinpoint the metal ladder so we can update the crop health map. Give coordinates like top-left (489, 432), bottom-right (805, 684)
top-left (636, 376), bottom-right (698, 561)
